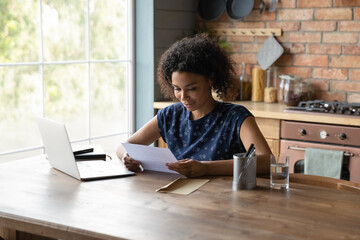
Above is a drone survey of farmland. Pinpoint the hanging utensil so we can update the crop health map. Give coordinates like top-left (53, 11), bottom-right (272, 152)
top-left (226, 0), bottom-right (255, 20)
top-left (268, 0), bottom-right (278, 12)
top-left (256, 35), bottom-right (284, 70)
top-left (198, 0), bottom-right (226, 21)
top-left (259, 0), bottom-right (265, 14)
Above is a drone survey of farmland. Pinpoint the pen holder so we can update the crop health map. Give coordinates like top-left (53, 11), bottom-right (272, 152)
top-left (233, 153), bottom-right (257, 190)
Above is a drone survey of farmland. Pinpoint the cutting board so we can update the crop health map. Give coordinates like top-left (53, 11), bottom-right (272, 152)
top-left (256, 35), bottom-right (284, 70)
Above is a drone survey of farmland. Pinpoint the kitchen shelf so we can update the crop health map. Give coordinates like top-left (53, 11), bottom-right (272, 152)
top-left (212, 28), bottom-right (282, 37)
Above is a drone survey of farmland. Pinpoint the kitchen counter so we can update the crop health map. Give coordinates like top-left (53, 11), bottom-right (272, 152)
top-left (154, 101), bottom-right (360, 183)
top-left (154, 101), bottom-right (360, 127)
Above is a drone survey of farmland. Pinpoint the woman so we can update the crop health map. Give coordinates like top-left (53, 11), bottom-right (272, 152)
top-left (117, 34), bottom-right (271, 177)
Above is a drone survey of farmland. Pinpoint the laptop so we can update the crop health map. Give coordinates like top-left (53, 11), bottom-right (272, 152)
top-left (36, 117), bottom-right (135, 181)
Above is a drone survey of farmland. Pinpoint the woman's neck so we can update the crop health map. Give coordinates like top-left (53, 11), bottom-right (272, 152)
top-left (190, 99), bottom-right (218, 120)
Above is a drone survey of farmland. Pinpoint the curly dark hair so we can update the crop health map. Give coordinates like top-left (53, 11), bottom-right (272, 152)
top-left (157, 33), bottom-right (236, 100)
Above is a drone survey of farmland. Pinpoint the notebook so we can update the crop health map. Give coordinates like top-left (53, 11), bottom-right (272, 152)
top-left (36, 117), bottom-right (135, 181)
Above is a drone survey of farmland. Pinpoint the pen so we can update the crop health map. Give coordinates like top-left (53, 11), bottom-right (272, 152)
top-left (245, 144), bottom-right (254, 157)
top-left (248, 147), bottom-right (256, 157)
top-left (74, 148), bottom-right (94, 155)
top-left (73, 148), bottom-right (94, 155)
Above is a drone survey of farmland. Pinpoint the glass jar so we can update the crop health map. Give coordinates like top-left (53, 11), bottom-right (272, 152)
top-left (238, 62), bottom-right (251, 101)
top-left (251, 66), bottom-right (265, 102)
top-left (299, 81), bottom-right (313, 102)
top-left (278, 74), bottom-right (302, 106)
top-left (277, 76), bottom-right (284, 104)
top-left (264, 67), bottom-right (278, 103)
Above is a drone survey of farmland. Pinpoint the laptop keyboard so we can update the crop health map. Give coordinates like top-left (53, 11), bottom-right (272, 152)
top-left (77, 161), bottom-right (127, 175)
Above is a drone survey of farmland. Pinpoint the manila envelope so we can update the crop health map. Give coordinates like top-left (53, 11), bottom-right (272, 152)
top-left (156, 178), bottom-right (210, 195)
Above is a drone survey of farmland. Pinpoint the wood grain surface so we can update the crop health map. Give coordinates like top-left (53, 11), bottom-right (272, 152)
top-left (290, 173), bottom-right (360, 192)
top-left (0, 156), bottom-right (359, 240)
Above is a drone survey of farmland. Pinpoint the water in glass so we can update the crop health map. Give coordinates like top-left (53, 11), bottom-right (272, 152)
top-left (270, 155), bottom-right (289, 190)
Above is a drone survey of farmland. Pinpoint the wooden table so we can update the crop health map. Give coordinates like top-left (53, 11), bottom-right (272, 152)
top-left (0, 156), bottom-right (359, 240)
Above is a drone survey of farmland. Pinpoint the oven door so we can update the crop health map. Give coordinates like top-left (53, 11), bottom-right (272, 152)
top-left (280, 140), bottom-right (360, 184)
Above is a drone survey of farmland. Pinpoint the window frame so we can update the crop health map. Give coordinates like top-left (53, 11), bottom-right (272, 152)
top-left (0, 0), bottom-right (135, 159)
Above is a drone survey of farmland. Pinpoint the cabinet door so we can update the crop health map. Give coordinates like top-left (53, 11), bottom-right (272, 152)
top-left (157, 137), bottom-right (168, 148)
top-left (255, 118), bottom-right (280, 156)
top-left (266, 139), bottom-right (280, 158)
top-left (255, 118), bottom-right (280, 139)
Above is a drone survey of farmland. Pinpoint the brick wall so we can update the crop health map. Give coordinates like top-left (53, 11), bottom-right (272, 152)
top-left (198, 0), bottom-right (360, 103)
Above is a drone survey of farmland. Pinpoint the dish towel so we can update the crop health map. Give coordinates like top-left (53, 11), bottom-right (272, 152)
top-left (304, 148), bottom-right (344, 179)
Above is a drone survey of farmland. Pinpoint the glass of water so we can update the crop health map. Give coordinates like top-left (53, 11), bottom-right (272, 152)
top-left (270, 154), bottom-right (289, 190)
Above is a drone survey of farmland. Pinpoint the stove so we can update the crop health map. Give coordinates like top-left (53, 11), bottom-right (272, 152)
top-left (280, 120), bottom-right (360, 183)
top-left (286, 100), bottom-right (360, 116)
top-left (280, 100), bottom-right (360, 183)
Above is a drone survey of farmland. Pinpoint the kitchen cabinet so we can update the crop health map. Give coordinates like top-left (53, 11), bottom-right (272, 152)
top-left (255, 118), bottom-right (280, 158)
top-left (157, 137), bottom-right (167, 148)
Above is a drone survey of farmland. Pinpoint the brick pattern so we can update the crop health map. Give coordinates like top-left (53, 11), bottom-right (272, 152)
top-left (197, 0), bottom-right (360, 102)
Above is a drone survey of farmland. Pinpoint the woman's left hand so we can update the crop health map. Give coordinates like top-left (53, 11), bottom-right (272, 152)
top-left (166, 159), bottom-right (207, 177)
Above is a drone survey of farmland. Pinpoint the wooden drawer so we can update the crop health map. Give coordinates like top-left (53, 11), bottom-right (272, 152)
top-left (255, 118), bottom-right (280, 139)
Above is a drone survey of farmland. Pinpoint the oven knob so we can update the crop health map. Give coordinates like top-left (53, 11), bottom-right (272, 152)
top-left (319, 130), bottom-right (328, 139)
top-left (298, 129), bottom-right (307, 136)
top-left (338, 133), bottom-right (347, 140)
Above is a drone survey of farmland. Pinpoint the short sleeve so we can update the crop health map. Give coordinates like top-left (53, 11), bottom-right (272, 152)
top-left (157, 103), bottom-right (185, 144)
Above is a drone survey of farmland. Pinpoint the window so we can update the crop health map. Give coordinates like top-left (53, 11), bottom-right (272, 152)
top-left (0, 0), bottom-right (134, 162)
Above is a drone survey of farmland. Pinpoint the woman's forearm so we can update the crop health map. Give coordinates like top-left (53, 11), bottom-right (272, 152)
top-left (202, 159), bottom-right (234, 176)
top-left (202, 154), bottom-right (270, 177)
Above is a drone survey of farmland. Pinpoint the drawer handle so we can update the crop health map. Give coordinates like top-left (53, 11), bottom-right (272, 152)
top-left (287, 146), bottom-right (354, 157)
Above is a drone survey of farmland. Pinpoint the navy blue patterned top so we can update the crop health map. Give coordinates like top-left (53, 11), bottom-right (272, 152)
top-left (157, 102), bottom-right (253, 161)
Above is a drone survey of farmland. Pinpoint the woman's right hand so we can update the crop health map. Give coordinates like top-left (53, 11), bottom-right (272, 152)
top-left (122, 153), bottom-right (143, 172)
